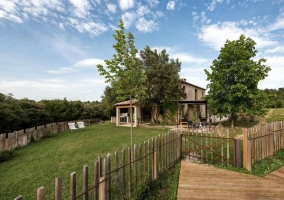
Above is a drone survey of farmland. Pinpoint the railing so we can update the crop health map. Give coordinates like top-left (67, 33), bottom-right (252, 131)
top-left (14, 129), bottom-right (182, 199)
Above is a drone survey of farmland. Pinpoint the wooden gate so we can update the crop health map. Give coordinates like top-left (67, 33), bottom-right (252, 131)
top-left (181, 130), bottom-right (238, 166)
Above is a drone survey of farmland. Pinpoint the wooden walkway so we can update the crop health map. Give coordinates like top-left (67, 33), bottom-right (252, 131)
top-left (177, 160), bottom-right (284, 200)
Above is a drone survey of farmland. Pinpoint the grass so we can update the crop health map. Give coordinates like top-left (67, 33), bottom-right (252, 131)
top-left (140, 161), bottom-right (181, 200)
top-left (215, 148), bottom-right (284, 177)
top-left (212, 108), bottom-right (284, 177)
top-left (0, 122), bottom-right (169, 200)
top-left (266, 108), bottom-right (284, 123)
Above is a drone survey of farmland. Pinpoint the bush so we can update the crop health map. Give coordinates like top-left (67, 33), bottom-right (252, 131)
top-left (0, 149), bottom-right (15, 162)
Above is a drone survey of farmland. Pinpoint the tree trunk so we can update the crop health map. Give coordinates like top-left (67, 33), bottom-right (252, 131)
top-left (231, 113), bottom-right (235, 136)
top-left (130, 95), bottom-right (133, 148)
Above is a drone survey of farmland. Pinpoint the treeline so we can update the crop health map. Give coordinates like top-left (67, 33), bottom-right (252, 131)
top-left (0, 93), bottom-right (110, 134)
top-left (263, 88), bottom-right (284, 108)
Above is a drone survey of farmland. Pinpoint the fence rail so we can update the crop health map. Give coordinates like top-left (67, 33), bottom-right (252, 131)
top-left (14, 129), bottom-right (182, 200)
top-left (243, 120), bottom-right (284, 171)
top-left (0, 119), bottom-right (101, 151)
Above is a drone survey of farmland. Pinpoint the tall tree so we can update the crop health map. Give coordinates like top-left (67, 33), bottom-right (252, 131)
top-left (140, 46), bottom-right (183, 123)
top-left (0, 93), bottom-right (26, 133)
top-left (101, 85), bottom-right (118, 118)
top-left (97, 19), bottom-right (145, 148)
top-left (204, 34), bottom-right (271, 129)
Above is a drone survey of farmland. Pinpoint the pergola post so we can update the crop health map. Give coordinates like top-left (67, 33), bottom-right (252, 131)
top-left (116, 107), bottom-right (120, 126)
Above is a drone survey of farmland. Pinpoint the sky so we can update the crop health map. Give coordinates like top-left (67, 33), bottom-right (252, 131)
top-left (0, 0), bottom-right (283, 102)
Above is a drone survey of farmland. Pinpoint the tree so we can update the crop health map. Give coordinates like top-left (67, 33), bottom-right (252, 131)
top-left (97, 19), bottom-right (145, 148)
top-left (140, 46), bottom-right (183, 124)
top-left (18, 98), bottom-right (49, 129)
top-left (0, 93), bottom-right (26, 134)
top-left (100, 85), bottom-right (118, 118)
top-left (204, 34), bottom-right (271, 129)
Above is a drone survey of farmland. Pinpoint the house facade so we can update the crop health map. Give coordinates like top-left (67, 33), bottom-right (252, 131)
top-left (180, 78), bottom-right (207, 121)
top-left (113, 78), bottom-right (207, 127)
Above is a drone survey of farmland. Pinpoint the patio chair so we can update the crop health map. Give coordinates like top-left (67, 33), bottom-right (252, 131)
top-left (68, 122), bottom-right (78, 132)
top-left (77, 121), bottom-right (86, 129)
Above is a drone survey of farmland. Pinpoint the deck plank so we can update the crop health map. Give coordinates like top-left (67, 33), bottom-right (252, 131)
top-left (177, 161), bottom-right (284, 200)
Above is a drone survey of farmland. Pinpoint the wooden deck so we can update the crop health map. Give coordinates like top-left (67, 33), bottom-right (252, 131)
top-left (177, 160), bottom-right (284, 200)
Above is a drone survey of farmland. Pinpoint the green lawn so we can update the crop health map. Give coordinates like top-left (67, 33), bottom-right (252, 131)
top-left (0, 122), bottom-right (168, 200)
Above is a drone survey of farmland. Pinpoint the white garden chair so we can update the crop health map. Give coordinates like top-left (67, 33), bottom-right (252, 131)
top-left (77, 121), bottom-right (86, 129)
top-left (68, 122), bottom-right (78, 132)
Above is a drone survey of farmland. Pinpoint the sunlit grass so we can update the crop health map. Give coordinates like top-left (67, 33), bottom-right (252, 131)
top-left (0, 122), bottom-right (168, 199)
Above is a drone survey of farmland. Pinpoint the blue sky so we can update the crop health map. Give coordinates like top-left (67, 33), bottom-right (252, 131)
top-left (0, 0), bottom-right (283, 102)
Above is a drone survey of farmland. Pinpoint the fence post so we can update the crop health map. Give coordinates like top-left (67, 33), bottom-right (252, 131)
top-left (14, 196), bottom-right (23, 200)
top-left (99, 177), bottom-right (105, 200)
top-left (122, 148), bottom-right (126, 197)
top-left (94, 160), bottom-right (99, 200)
top-left (55, 177), bottom-right (62, 200)
top-left (70, 172), bottom-right (76, 200)
top-left (83, 165), bottom-right (89, 200)
top-left (37, 186), bottom-right (45, 200)
top-left (235, 139), bottom-right (242, 168)
top-left (243, 128), bottom-right (252, 171)
top-left (106, 154), bottom-right (111, 200)
top-left (153, 149), bottom-right (157, 180)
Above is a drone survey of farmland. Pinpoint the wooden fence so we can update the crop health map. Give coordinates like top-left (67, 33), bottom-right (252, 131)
top-left (0, 119), bottom-right (101, 151)
top-left (182, 130), bottom-right (240, 167)
top-left (243, 120), bottom-right (284, 171)
top-left (14, 129), bottom-right (182, 200)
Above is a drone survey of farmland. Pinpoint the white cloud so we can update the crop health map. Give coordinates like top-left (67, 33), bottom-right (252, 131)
top-left (106, 3), bottom-right (117, 13)
top-left (73, 58), bottom-right (105, 67)
top-left (122, 11), bottom-right (136, 28)
top-left (118, 0), bottom-right (135, 11)
top-left (198, 22), bottom-right (276, 51)
top-left (268, 17), bottom-right (284, 31)
top-left (0, 79), bottom-right (106, 101)
top-left (172, 53), bottom-right (209, 65)
top-left (69, 0), bottom-right (90, 18)
top-left (0, 0), bottom-right (17, 12)
top-left (136, 17), bottom-right (158, 32)
top-left (137, 5), bottom-right (150, 17)
top-left (208, 0), bottom-right (224, 11)
top-left (166, 1), bottom-right (175, 10)
top-left (152, 46), bottom-right (177, 53)
top-left (146, 0), bottom-right (159, 7)
top-left (47, 67), bottom-right (78, 74)
top-left (8, 14), bottom-right (23, 23)
top-left (201, 12), bottom-right (211, 24)
top-left (264, 46), bottom-right (284, 54)
top-left (265, 56), bottom-right (284, 69)
top-left (68, 18), bottom-right (108, 36)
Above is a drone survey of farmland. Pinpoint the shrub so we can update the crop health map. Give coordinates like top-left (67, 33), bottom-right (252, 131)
top-left (0, 149), bottom-right (15, 162)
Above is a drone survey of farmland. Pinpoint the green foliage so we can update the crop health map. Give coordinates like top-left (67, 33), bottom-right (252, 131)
top-left (263, 88), bottom-right (284, 108)
top-left (215, 148), bottom-right (284, 177)
top-left (29, 134), bottom-right (36, 143)
top-left (205, 34), bottom-right (271, 129)
top-left (97, 19), bottom-right (145, 102)
top-left (0, 93), bottom-right (108, 134)
top-left (100, 85), bottom-right (117, 118)
top-left (18, 98), bottom-right (49, 130)
top-left (140, 161), bottom-right (180, 200)
top-left (0, 93), bottom-right (26, 133)
top-left (139, 46), bottom-right (183, 124)
top-left (0, 149), bottom-right (15, 162)
top-left (192, 105), bottom-right (199, 124)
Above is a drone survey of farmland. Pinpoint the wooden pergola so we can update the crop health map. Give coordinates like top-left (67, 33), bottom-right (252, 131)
top-left (114, 99), bottom-right (141, 127)
top-left (171, 100), bottom-right (208, 127)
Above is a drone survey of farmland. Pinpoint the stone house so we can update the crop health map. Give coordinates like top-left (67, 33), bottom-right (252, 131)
top-left (180, 78), bottom-right (207, 122)
top-left (113, 78), bottom-right (207, 127)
